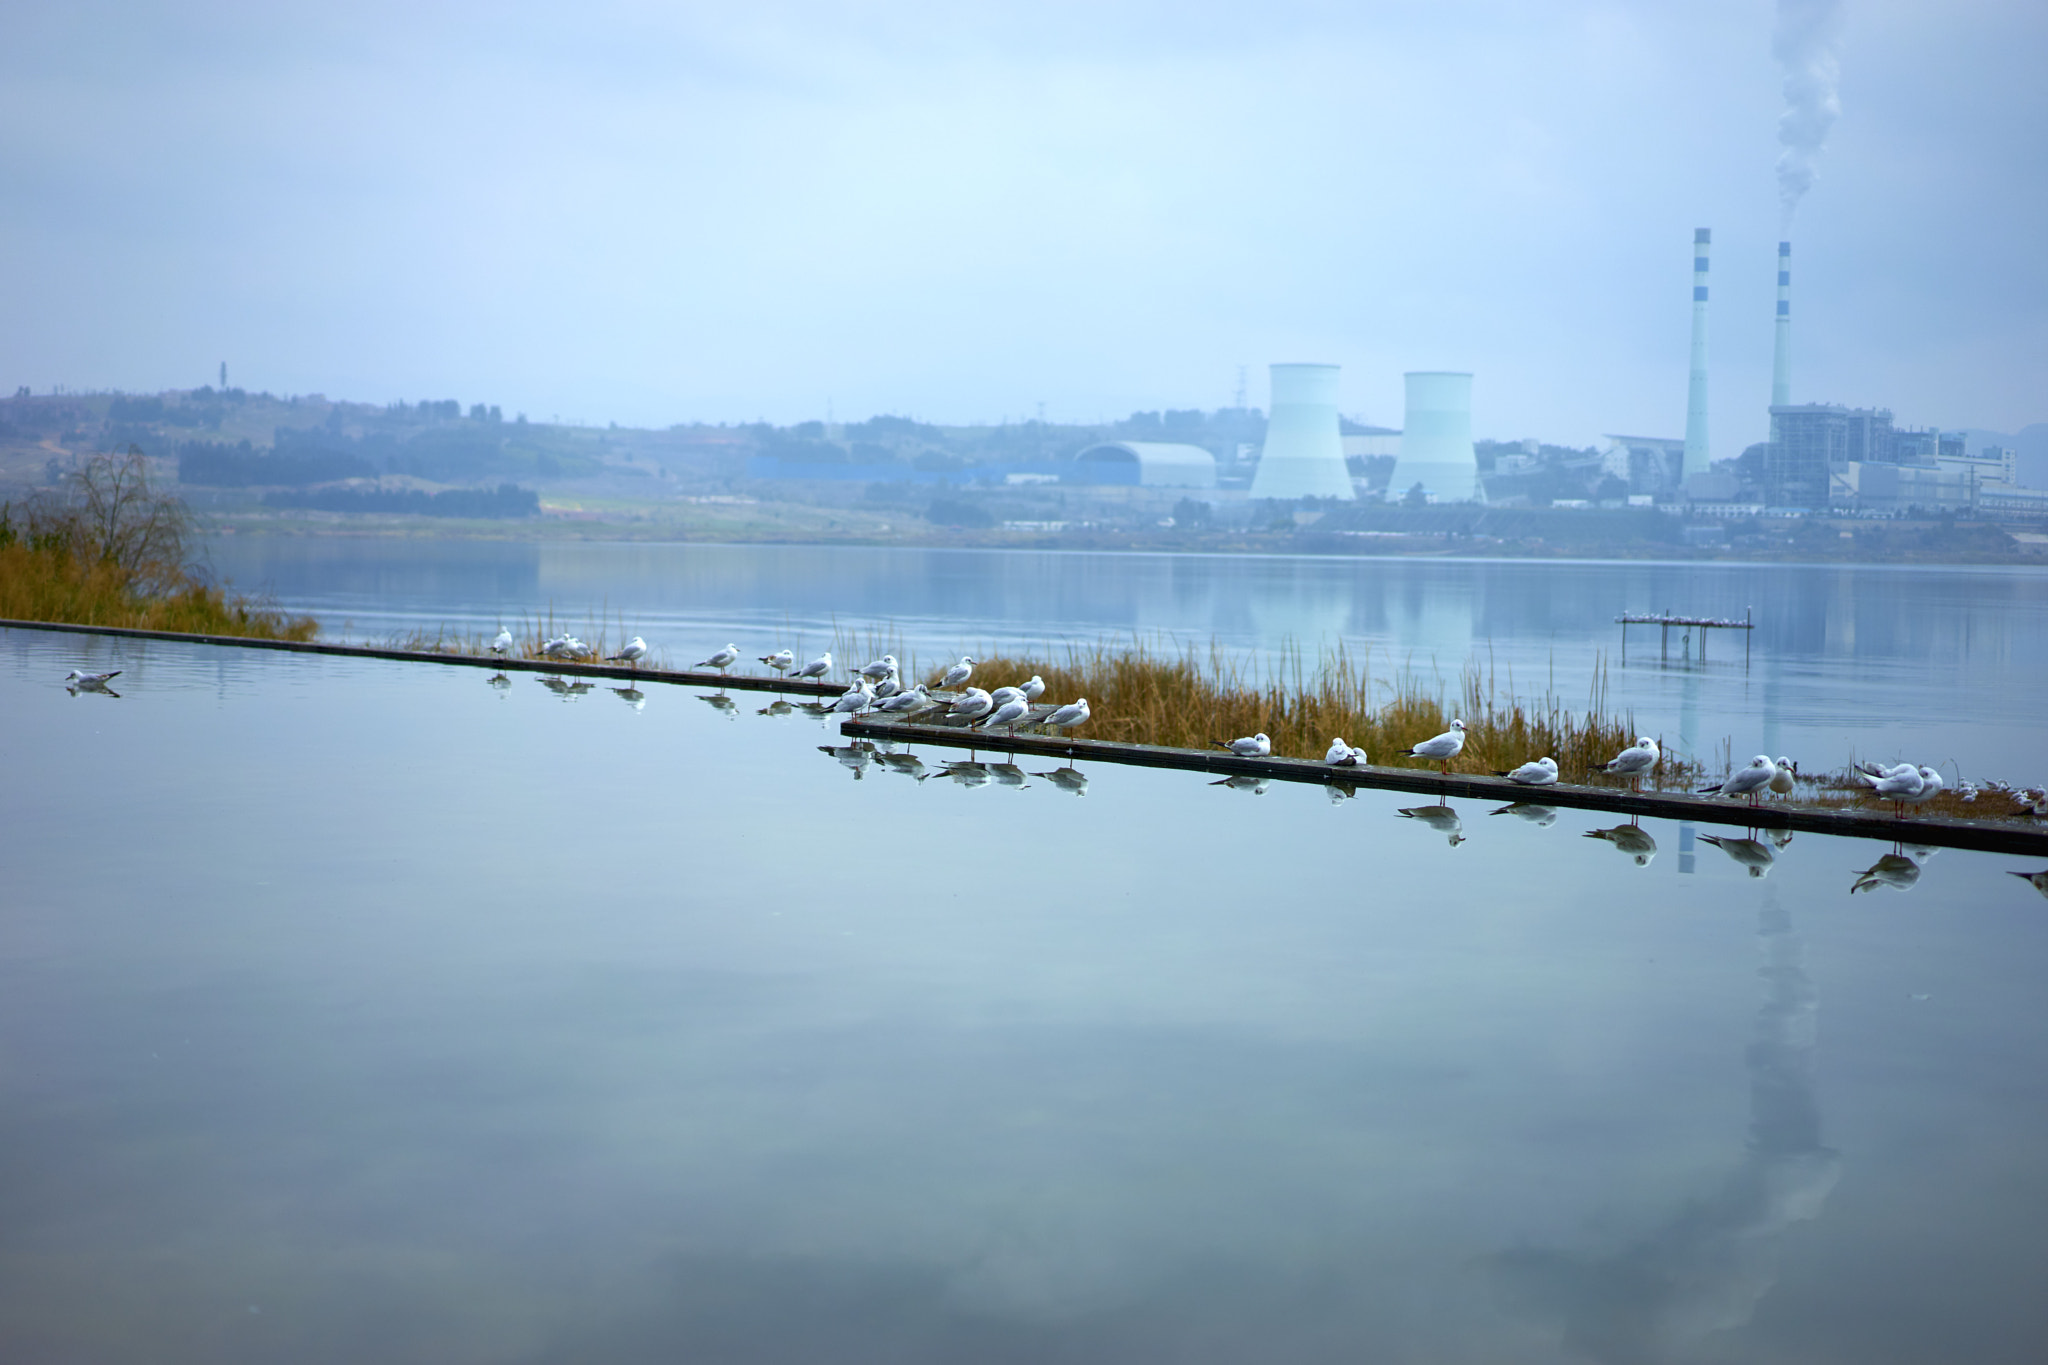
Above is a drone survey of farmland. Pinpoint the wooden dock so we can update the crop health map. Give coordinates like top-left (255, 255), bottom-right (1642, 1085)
top-left (0, 618), bottom-right (846, 696)
top-left (1617, 607), bottom-right (1754, 663)
top-left (840, 715), bottom-right (2048, 857)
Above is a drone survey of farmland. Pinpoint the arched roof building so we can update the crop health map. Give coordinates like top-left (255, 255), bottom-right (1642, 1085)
top-left (1073, 441), bottom-right (1217, 488)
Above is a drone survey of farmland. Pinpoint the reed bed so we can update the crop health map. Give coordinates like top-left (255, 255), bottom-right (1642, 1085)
top-left (1, 451), bottom-right (315, 641)
top-left (379, 606), bottom-right (671, 669)
top-left (925, 638), bottom-right (1706, 790)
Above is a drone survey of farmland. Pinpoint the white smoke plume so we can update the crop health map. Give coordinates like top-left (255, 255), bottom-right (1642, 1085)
top-left (1773, 0), bottom-right (1844, 228)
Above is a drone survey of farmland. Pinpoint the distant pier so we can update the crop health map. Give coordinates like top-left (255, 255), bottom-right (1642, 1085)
top-left (1618, 607), bottom-right (1754, 663)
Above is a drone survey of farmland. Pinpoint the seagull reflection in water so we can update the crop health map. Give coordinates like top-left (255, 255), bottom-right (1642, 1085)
top-left (696, 692), bottom-right (737, 719)
top-left (1211, 774), bottom-right (1270, 795)
top-left (486, 672), bottom-right (511, 691)
top-left (1491, 803), bottom-right (1559, 827)
top-left (1700, 833), bottom-right (1777, 878)
top-left (940, 760), bottom-right (991, 789)
top-left (757, 698), bottom-right (795, 717)
top-left (1584, 823), bottom-right (1657, 866)
top-left (875, 751), bottom-right (928, 781)
top-left (2009, 869), bottom-right (2048, 900)
top-left (818, 742), bottom-right (874, 779)
top-left (1032, 766), bottom-right (1089, 797)
top-left (1851, 843), bottom-right (1937, 895)
top-left (1324, 780), bottom-right (1356, 804)
top-left (989, 762), bottom-right (1030, 789)
top-left (538, 675), bottom-right (592, 699)
top-left (1397, 803), bottom-right (1465, 845)
top-left (1490, 885), bottom-right (1841, 1357)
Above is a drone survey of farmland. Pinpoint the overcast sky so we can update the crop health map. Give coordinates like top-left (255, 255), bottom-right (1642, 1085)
top-left (2, 0), bottom-right (2042, 450)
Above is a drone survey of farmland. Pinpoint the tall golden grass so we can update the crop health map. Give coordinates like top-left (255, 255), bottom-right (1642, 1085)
top-left (914, 638), bottom-right (1703, 789)
top-left (1, 450), bottom-right (315, 641)
top-left (381, 607), bottom-right (670, 668)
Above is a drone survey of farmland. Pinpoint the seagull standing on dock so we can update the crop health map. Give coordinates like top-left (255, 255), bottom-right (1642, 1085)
top-left (791, 652), bottom-right (833, 681)
top-left (876, 684), bottom-right (936, 715)
top-left (977, 697), bottom-right (1032, 733)
top-left (759, 649), bottom-right (795, 676)
top-left (1700, 755), bottom-right (1777, 805)
top-left (490, 629), bottom-right (513, 659)
top-left (694, 644), bottom-right (740, 675)
top-left (1603, 736), bottom-right (1660, 791)
top-left (1861, 764), bottom-right (1925, 815)
top-left (1215, 733), bottom-right (1272, 758)
top-left (608, 636), bottom-right (649, 668)
top-left (826, 679), bottom-right (874, 715)
top-left (1038, 698), bottom-right (1091, 735)
top-left (939, 657), bottom-right (976, 690)
top-left (947, 687), bottom-right (994, 723)
top-left (1021, 675), bottom-right (1046, 702)
top-left (988, 685), bottom-right (1025, 710)
top-left (1498, 756), bottom-right (1559, 786)
top-left (1769, 757), bottom-right (1797, 796)
top-left (859, 654), bottom-right (899, 682)
top-left (1404, 719), bottom-right (1466, 774)
top-left (1325, 738), bottom-right (1365, 767)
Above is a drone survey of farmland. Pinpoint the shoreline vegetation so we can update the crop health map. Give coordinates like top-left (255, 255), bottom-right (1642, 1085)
top-left (0, 450), bottom-right (315, 641)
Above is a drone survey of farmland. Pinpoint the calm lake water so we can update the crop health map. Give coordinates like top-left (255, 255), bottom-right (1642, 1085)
top-left (202, 538), bottom-right (2048, 781)
top-left (5, 623), bottom-right (2048, 1363)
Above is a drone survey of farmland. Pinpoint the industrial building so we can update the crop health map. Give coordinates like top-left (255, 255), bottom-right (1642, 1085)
top-left (1390, 372), bottom-right (1481, 503)
top-left (1601, 434), bottom-right (1686, 496)
top-left (1248, 364), bottom-right (1353, 500)
top-left (1071, 441), bottom-right (1217, 488)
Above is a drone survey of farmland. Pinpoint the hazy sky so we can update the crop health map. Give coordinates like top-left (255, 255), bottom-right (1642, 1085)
top-left (3, 1), bottom-right (2043, 450)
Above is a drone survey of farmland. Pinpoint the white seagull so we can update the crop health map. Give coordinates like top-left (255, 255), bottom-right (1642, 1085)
top-left (1404, 719), bottom-right (1466, 774)
top-left (858, 654), bottom-right (899, 681)
top-left (758, 649), bottom-right (795, 675)
top-left (988, 685), bottom-right (1026, 709)
top-left (1862, 764), bottom-right (1925, 814)
top-left (64, 669), bottom-right (122, 688)
top-left (1214, 733), bottom-right (1272, 758)
top-left (1498, 756), bottom-right (1559, 786)
top-left (694, 644), bottom-right (740, 674)
top-left (977, 697), bottom-right (1032, 732)
top-left (1325, 738), bottom-right (1365, 767)
top-left (947, 687), bottom-right (994, 722)
top-left (825, 679), bottom-right (874, 715)
top-left (490, 629), bottom-right (513, 658)
top-left (1604, 736), bottom-right (1660, 790)
top-left (1020, 675), bottom-right (1046, 702)
top-left (939, 656), bottom-right (976, 690)
top-left (1038, 698), bottom-right (1091, 734)
top-left (791, 652), bottom-right (833, 681)
top-left (1700, 755), bottom-right (1778, 805)
top-left (1769, 757), bottom-right (1797, 796)
top-left (876, 684), bottom-right (936, 714)
top-left (872, 670), bottom-right (904, 700)
top-left (608, 636), bottom-right (649, 667)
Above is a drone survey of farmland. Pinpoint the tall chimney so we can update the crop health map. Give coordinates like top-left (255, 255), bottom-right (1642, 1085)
top-left (1771, 240), bottom-right (1792, 410)
top-left (1683, 228), bottom-right (1711, 479)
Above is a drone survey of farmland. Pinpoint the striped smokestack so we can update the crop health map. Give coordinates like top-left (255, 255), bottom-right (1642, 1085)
top-left (1683, 228), bottom-right (1711, 478)
top-left (1771, 240), bottom-right (1792, 409)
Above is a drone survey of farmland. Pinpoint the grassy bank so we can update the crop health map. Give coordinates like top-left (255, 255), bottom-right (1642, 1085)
top-left (0, 451), bottom-right (315, 640)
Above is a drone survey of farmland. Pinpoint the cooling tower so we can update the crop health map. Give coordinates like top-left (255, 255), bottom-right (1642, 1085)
top-left (1683, 228), bottom-right (1711, 478)
top-left (1249, 363), bottom-right (1353, 500)
top-left (1391, 371), bottom-right (1480, 503)
top-left (1771, 241), bottom-right (1791, 409)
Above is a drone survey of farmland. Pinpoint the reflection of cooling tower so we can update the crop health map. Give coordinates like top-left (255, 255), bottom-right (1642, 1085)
top-left (1249, 363), bottom-right (1353, 500)
top-left (1391, 372), bottom-right (1480, 503)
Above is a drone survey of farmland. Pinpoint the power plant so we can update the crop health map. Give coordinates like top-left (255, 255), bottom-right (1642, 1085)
top-left (1391, 371), bottom-right (1481, 503)
top-left (1683, 227), bottom-right (1711, 478)
top-left (1248, 363), bottom-right (1353, 500)
top-left (1771, 240), bottom-right (1792, 409)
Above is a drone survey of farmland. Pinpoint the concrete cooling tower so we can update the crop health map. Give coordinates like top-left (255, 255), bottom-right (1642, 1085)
top-left (1249, 363), bottom-right (1353, 500)
top-left (1391, 371), bottom-right (1480, 503)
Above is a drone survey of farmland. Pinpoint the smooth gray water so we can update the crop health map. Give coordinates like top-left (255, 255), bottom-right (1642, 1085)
top-left (203, 538), bottom-right (2048, 781)
top-left (5, 625), bottom-right (2048, 1362)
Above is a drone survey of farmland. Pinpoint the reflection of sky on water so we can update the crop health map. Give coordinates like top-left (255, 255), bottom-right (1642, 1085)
top-left (6, 628), bottom-right (2048, 1362)
top-left (204, 540), bottom-right (2048, 778)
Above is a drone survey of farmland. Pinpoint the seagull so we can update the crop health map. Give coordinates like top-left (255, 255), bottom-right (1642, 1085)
top-left (858, 654), bottom-right (899, 681)
top-left (875, 684), bottom-right (936, 714)
top-left (1604, 736), bottom-right (1659, 790)
top-left (872, 670), bottom-right (904, 699)
top-left (758, 649), bottom-right (795, 675)
top-left (1853, 853), bottom-right (1922, 894)
top-left (608, 636), bottom-right (649, 667)
top-left (1491, 803), bottom-right (1559, 827)
top-left (542, 634), bottom-right (591, 660)
top-left (1863, 765), bottom-right (1926, 816)
top-left (825, 679), bottom-right (874, 715)
top-left (694, 644), bottom-right (740, 674)
top-left (1898, 766), bottom-right (1945, 812)
top-left (1404, 719), bottom-right (1466, 774)
top-left (1699, 755), bottom-right (1777, 806)
top-left (977, 697), bottom-right (1032, 732)
top-left (1038, 698), bottom-right (1091, 735)
top-left (1397, 804), bottom-right (1465, 846)
top-left (1854, 760), bottom-right (1919, 785)
top-left (988, 685), bottom-right (1026, 709)
top-left (1584, 823), bottom-right (1657, 866)
top-left (1498, 756), bottom-right (1559, 786)
top-left (1033, 766), bottom-right (1089, 797)
top-left (1768, 757), bottom-right (1798, 796)
top-left (947, 687), bottom-right (993, 722)
top-left (1325, 738), bottom-right (1365, 767)
top-left (2008, 870), bottom-right (2048, 901)
top-left (490, 629), bottom-right (513, 658)
top-left (939, 656), bottom-right (976, 690)
top-left (1700, 834), bottom-right (1775, 878)
top-left (1020, 675), bottom-right (1046, 702)
top-left (791, 652), bottom-right (833, 681)
top-left (63, 669), bottom-right (122, 689)
top-left (1214, 733), bottom-right (1272, 758)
